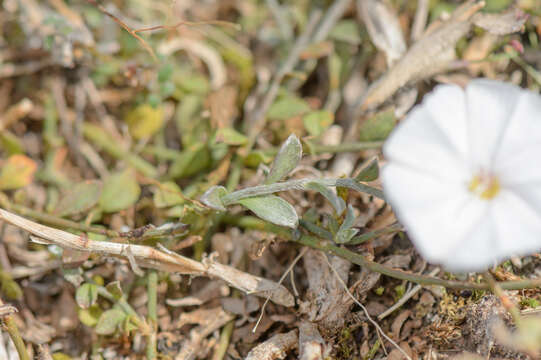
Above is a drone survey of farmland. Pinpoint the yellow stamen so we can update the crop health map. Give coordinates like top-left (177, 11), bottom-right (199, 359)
top-left (468, 174), bottom-right (500, 199)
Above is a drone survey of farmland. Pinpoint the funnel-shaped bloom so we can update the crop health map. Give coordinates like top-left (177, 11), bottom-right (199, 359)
top-left (382, 79), bottom-right (541, 271)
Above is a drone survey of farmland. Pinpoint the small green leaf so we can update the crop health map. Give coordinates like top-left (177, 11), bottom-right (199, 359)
top-left (335, 205), bottom-right (359, 244)
top-left (105, 281), bottom-right (124, 300)
top-left (268, 97), bottom-right (310, 120)
top-left (0, 271), bottom-right (23, 300)
top-left (52, 353), bottom-right (73, 360)
top-left (201, 186), bottom-right (229, 211)
top-left (0, 154), bottom-right (37, 190)
top-left (336, 178), bottom-right (385, 199)
top-left (303, 110), bottom-right (334, 136)
top-left (354, 157), bottom-right (379, 182)
top-left (237, 195), bottom-right (298, 228)
top-left (95, 308), bottom-right (126, 335)
top-left (0, 131), bottom-right (24, 155)
top-left (78, 305), bottom-right (103, 327)
top-left (169, 143), bottom-right (210, 179)
top-left (99, 169), bottom-right (141, 213)
top-left (152, 181), bottom-right (184, 208)
top-left (124, 104), bottom-right (164, 139)
top-left (54, 180), bottom-right (102, 216)
top-left (304, 181), bottom-right (345, 215)
top-left (359, 109), bottom-right (396, 141)
top-left (335, 228), bottom-right (359, 244)
top-left (265, 134), bottom-right (302, 184)
top-left (244, 150), bottom-right (273, 168)
top-left (329, 20), bottom-right (362, 45)
top-left (76, 283), bottom-right (98, 309)
top-left (215, 127), bottom-right (248, 146)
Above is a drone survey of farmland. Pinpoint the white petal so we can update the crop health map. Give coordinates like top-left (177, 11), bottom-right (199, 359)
top-left (490, 190), bottom-right (541, 257)
top-left (423, 84), bottom-right (470, 160)
top-left (441, 214), bottom-right (496, 272)
top-left (465, 79), bottom-right (522, 170)
top-left (382, 163), bottom-right (485, 261)
top-left (438, 189), bottom-right (541, 272)
top-left (504, 181), bottom-right (541, 217)
top-left (497, 143), bottom-right (541, 186)
top-left (494, 90), bottom-right (541, 184)
top-left (383, 85), bottom-right (471, 182)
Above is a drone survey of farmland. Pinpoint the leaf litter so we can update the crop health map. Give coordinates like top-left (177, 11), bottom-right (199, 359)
top-left (0, 0), bottom-right (540, 359)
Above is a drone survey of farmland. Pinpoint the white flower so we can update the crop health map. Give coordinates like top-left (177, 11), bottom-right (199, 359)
top-left (381, 79), bottom-right (541, 272)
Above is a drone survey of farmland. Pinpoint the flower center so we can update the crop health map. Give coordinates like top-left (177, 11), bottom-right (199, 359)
top-left (468, 173), bottom-right (500, 200)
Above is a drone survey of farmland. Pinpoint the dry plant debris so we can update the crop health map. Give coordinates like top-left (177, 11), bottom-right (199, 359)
top-left (0, 0), bottom-right (541, 359)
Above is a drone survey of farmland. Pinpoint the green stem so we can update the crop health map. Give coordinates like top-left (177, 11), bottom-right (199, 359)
top-left (226, 215), bottom-right (541, 291)
top-left (146, 270), bottom-right (158, 359)
top-left (0, 299), bottom-right (29, 360)
top-left (212, 320), bottom-right (234, 360)
top-left (221, 178), bottom-right (383, 205)
top-left (97, 286), bottom-right (151, 335)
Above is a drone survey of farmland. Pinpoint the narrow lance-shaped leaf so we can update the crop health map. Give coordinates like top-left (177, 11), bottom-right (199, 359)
top-left (237, 195), bottom-right (298, 228)
top-left (354, 157), bottom-right (379, 182)
top-left (335, 205), bottom-right (359, 244)
top-left (201, 186), bottom-right (229, 211)
top-left (76, 283), bottom-right (99, 309)
top-left (265, 134), bottom-right (302, 184)
top-left (304, 181), bottom-right (345, 215)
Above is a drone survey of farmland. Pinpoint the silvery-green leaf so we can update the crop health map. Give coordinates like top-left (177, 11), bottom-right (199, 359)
top-left (95, 307), bottom-right (126, 335)
top-left (327, 215), bottom-right (339, 235)
top-left (335, 227), bottom-right (360, 244)
top-left (335, 205), bottom-right (359, 243)
top-left (354, 157), bottom-right (379, 182)
top-left (76, 283), bottom-right (98, 309)
top-left (201, 186), bottom-right (229, 211)
top-left (304, 181), bottom-right (345, 215)
top-left (340, 205), bottom-right (356, 232)
top-left (335, 178), bottom-right (384, 199)
top-left (237, 195), bottom-right (298, 228)
top-left (265, 134), bottom-right (302, 184)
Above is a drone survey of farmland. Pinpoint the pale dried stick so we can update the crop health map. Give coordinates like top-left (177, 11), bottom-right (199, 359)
top-left (0, 209), bottom-right (293, 307)
top-left (252, 247), bottom-right (307, 332)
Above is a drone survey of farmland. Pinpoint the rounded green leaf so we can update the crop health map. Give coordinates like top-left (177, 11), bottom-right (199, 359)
top-left (124, 104), bottom-right (164, 140)
top-left (302, 110), bottom-right (334, 136)
top-left (95, 308), bottom-right (126, 335)
top-left (54, 180), bottom-right (102, 216)
top-left (76, 283), bottom-right (98, 309)
top-left (237, 195), bottom-right (298, 228)
top-left (153, 181), bottom-right (185, 208)
top-left (99, 169), bottom-right (141, 213)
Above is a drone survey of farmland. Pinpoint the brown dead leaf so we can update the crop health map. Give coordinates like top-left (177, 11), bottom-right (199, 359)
top-left (0, 154), bottom-right (38, 190)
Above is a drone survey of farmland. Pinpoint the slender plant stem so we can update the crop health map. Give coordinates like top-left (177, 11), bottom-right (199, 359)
top-left (146, 270), bottom-right (158, 359)
top-left (221, 178), bottom-right (383, 205)
top-left (0, 299), bottom-right (29, 360)
top-left (212, 320), bottom-right (234, 360)
top-left (225, 215), bottom-right (541, 291)
top-left (97, 286), bottom-right (151, 335)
